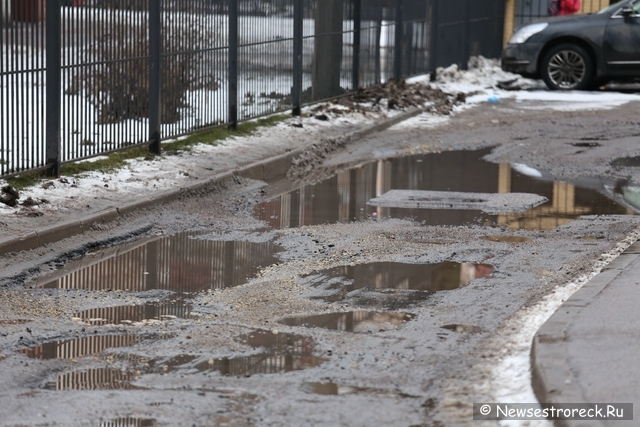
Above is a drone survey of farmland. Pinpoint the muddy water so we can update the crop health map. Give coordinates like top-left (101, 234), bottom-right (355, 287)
top-left (611, 156), bottom-right (640, 167)
top-left (279, 311), bottom-right (415, 333)
top-left (44, 368), bottom-right (143, 391)
top-left (480, 235), bottom-right (532, 243)
top-left (20, 334), bottom-right (145, 360)
top-left (256, 148), bottom-right (630, 230)
top-left (24, 233), bottom-right (282, 325)
top-left (101, 418), bottom-right (156, 427)
top-left (303, 261), bottom-right (493, 306)
top-left (440, 324), bottom-right (484, 334)
top-left (30, 232), bottom-right (281, 293)
top-left (301, 381), bottom-right (417, 398)
top-left (194, 330), bottom-right (325, 376)
top-left (32, 331), bottom-right (324, 390)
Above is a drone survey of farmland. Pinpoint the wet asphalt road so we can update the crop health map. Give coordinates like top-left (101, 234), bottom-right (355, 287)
top-left (1, 98), bottom-right (640, 426)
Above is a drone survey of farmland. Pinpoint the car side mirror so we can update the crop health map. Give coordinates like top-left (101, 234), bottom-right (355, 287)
top-left (621, 6), bottom-right (633, 15)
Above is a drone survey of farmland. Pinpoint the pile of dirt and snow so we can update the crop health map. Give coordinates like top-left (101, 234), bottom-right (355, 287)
top-left (345, 79), bottom-right (466, 115)
top-left (432, 56), bottom-right (542, 92)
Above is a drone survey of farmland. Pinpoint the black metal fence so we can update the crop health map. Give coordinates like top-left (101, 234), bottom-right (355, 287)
top-left (0, 0), bottom-right (504, 178)
top-left (428, 0), bottom-right (505, 70)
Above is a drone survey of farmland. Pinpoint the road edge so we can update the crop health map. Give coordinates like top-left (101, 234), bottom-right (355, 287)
top-left (531, 240), bottom-right (640, 427)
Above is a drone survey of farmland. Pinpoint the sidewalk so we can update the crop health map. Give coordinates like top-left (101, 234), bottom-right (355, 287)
top-left (532, 239), bottom-right (640, 427)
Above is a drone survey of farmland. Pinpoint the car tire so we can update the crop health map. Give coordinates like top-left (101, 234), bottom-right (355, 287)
top-left (541, 44), bottom-right (594, 91)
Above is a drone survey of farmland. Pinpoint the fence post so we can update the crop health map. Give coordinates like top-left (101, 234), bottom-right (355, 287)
top-left (228, 0), bottom-right (238, 129)
top-left (374, 0), bottom-right (382, 83)
top-left (149, 0), bottom-right (162, 155)
top-left (462, 0), bottom-right (470, 69)
top-left (45, 0), bottom-right (61, 177)
top-left (393, 0), bottom-right (403, 80)
top-left (292, 0), bottom-right (303, 116)
top-left (428, 0), bottom-right (439, 73)
top-left (352, 0), bottom-right (361, 90)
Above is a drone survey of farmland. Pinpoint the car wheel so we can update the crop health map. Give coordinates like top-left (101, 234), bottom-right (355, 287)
top-left (541, 44), bottom-right (594, 91)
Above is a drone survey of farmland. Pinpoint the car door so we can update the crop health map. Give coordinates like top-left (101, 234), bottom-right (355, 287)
top-left (603, 0), bottom-right (640, 70)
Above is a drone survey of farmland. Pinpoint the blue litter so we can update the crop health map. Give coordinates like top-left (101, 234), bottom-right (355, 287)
top-left (487, 95), bottom-right (500, 103)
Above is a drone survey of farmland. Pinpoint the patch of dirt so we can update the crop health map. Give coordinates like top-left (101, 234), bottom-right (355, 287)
top-left (0, 185), bottom-right (19, 207)
top-left (323, 80), bottom-right (466, 116)
top-left (286, 80), bottom-right (466, 183)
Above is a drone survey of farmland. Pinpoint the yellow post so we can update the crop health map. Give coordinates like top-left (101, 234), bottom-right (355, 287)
top-left (580, 0), bottom-right (609, 14)
top-left (503, 0), bottom-right (516, 46)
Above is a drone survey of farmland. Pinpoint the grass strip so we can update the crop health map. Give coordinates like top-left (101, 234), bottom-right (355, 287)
top-left (6, 115), bottom-right (288, 191)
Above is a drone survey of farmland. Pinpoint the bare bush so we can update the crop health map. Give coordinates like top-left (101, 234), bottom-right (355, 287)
top-left (87, 11), bottom-right (221, 124)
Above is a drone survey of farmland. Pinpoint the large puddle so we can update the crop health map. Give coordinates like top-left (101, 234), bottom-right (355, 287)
top-left (44, 368), bottom-right (143, 391)
top-left (40, 330), bottom-right (324, 390)
top-left (156, 331), bottom-right (325, 377)
top-left (29, 232), bottom-right (281, 293)
top-left (20, 334), bottom-right (146, 360)
top-left (303, 261), bottom-right (493, 306)
top-left (279, 311), bottom-right (415, 333)
top-left (25, 233), bottom-right (282, 325)
top-left (255, 148), bottom-right (632, 229)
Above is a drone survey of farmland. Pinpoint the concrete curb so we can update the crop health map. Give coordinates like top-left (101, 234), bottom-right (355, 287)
top-left (0, 107), bottom-right (423, 257)
top-left (530, 241), bottom-right (640, 427)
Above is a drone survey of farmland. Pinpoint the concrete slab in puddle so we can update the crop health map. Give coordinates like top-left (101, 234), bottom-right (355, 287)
top-left (368, 190), bottom-right (547, 214)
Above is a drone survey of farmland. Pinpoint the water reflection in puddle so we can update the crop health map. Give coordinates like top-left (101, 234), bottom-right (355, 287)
top-left (142, 332), bottom-right (324, 378)
top-left (0, 319), bottom-right (31, 325)
top-left (440, 324), bottom-right (484, 334)
top-left (302, 381), bottom-right (417, 398)
top-left (20, 334), bottom-right (147, 360)
top-left (25, 233), bottom-right (281, 325)
top-left (44, 368), bottom-right (143, 391)
top-left (75, 300), bottom-right (192, 325)
top-left (611, 156), bottom-right (640, 168)
top-left (480, 235), bottom-right (532, 243)
top-left (279, 311), bottom-right (415, 333)
top-left (100, 418), bottom-right (156, 427)
top-left (256, 148), bottom-right (630, 230)
top-left (39, 331), bottom-right (323, 391)
top-left (304, 262), bottom-right (493, 305)
top-left (195, 330), bottom-right (324, 376)
top-left (30, 232), bottom-right (282, 293)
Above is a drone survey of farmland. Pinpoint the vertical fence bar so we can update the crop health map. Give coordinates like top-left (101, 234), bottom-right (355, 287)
top-left (393, 0), bottom-right (403, 80)
top-left (292, 0), bottom-right (303, 116)
top-left (46, 0), bottom-right (61, 177)
top-left (352, 0), bottom-right (361, 90)
top-left (462, 0), bottom-right (470, 69)
top-left (374, 0), bottom-right (382, 83)
top-left (149, 0), bottom-right (162, 154)
top-left (228, 0), bottom-right (238, 129)
top-left (0, 1), bottom-right (4, 176)
top-left (428, 0), bottom-right (439, 73)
